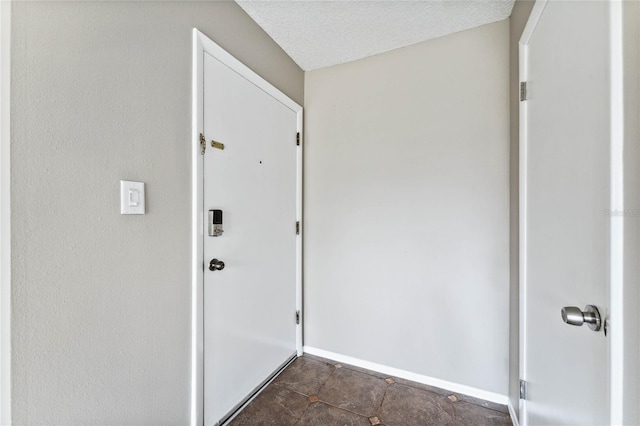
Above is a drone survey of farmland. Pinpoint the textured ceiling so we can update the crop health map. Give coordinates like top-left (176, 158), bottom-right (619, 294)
top-left (235, 0), bottom-right (515, 71)
top-left (236, 0), bottom-right (514, 71)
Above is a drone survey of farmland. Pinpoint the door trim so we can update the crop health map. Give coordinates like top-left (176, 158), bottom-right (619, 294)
top-left (518, 1), bottom-right (624, 424)
top-left (518, 2), bottom-right (546, 421)
top-left (190, 29), bottom-right (303, 426)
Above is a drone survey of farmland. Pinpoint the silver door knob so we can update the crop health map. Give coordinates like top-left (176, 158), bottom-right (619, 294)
top-left (209, 258), bottom-right (225, 271)
top-left (561, 305), bottom-right (601, 331)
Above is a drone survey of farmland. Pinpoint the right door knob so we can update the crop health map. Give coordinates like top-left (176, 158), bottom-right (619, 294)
top-left (561, 305), bottom-right (601, 331)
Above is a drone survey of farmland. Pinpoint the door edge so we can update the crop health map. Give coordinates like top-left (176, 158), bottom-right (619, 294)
top-left (517, 1), bottom-right (548, 423)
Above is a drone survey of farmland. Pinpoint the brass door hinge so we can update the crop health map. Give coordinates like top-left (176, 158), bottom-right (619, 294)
top-left (200, 133), bottom-right (206, 155)
top-left (200, 133), bottom-right (225, 153)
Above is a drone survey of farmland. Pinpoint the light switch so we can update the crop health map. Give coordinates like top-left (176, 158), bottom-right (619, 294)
top-left (129, 189), bottom-right (139, 206)
top-left (120, 180), bottom-right (145, 214)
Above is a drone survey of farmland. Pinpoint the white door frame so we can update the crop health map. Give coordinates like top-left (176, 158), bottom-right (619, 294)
top-left (518, 1), bottom-right (624, 424)
top-left (190, 29), bottom-right (303, 426)
top-left (0, 1), bottom-right (11, 424)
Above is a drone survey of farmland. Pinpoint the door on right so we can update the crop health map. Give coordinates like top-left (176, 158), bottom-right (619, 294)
top-left (520, 1), bottom-right (613, 424)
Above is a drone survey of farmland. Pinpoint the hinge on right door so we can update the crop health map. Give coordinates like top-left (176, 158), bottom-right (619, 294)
top-left (520, 379), bottom-right (528, 400)
top-left (199, 133), bottom-right (206, 155)
top-left (296, 310), bottom-right (300, 325)
top-left (296, 132), bottom-right (300, 146)
top-left (296, 221), bottom-right (300, 235)
top-left (520, 82), bottom-right (528, 102)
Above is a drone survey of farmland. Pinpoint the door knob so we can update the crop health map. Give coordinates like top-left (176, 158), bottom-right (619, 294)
top-left (209, 258), bottom-right (225, 271)
top-left (561, 305), bottom-right (601, 331)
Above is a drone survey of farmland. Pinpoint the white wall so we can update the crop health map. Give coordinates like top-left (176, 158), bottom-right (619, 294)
top-left (304, 20), bottom-right (510, 395)
top-left (9, 1), bottom-right (303, 424)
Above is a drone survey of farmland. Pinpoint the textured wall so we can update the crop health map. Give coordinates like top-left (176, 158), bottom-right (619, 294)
top-left (507, 0), bottom-right (534, 418)
top-left (304, 21), bottom-right (510, 395)
top-left (10, 1), bottom-right (302, 424)
top-left (0, 2), bottom-right (10, 425)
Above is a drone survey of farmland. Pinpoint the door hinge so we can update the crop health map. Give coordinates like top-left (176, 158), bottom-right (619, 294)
top-left (296, 221), bottom-right (300, 235)
top-left (296, 310), bottom-right (300, 325)
top-left (520, 379), bottom-right (528, 400)
top-left (296, 132), bottom-right (300, 146)
top-left (520, 82), bottom-right (528, 102)
top-left (199, 133), bottom-right (206, 155)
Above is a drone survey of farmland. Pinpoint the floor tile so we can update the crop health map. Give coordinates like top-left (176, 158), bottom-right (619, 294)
top-left (271, 356), bottom-right (334, 396)
top-left (227, 356), bottom-right (512, 426)
top-left (453, 394), bottom-right (510, 414)
top-left (393, 376), bottom-right (452, 396)
top-left (297, 401), bottom-right (371, 426)
top-left (451, 401), bottom-right (512, 426)
top-left (392, 377), bottom-right (509, 414)
top-left (227, 384), bottom-right (309, 426)
top-left (378, 383), bottom-right (455, 426)
top-left (317, 366), bottom-right (388, 417)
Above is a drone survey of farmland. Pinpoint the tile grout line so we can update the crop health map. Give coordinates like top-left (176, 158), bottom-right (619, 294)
top-left (313, 400), bottom-right (373, 422)
top-left (314, 398), bottom-right (375, 421)
top-left (272, 382), bottom-right (310, 400)
top-left (313, 366), bottom-right (390, 422)
top-left (313, 362), bottom-right (338, 398)
top-left (278, 358), bottom-right (338, 426)
top-left (292, 360), bottom-right (359, 424)
top-left (292, 402), bottom-right (309, 426)
top-left (373, 381), bottom-right (390, 419)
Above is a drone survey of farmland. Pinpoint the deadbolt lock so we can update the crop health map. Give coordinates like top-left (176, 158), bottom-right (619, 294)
top-left (209, 259), bottom-right (225, 271)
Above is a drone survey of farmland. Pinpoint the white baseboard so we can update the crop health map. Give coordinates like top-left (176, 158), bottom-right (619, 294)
top-left (507, 400), bottom-right (520, 426)
top-left (302, 346), bottom-right (509, 406)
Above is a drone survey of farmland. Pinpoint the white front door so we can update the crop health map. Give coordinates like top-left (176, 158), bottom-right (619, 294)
top-left (520, 1), bottom-right (613, 424)
top-left (202, 51), bottom-right (300, 425)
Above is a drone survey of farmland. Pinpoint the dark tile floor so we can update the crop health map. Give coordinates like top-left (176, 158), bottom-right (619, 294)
top-left (228, 354), bottom-right (512, 426)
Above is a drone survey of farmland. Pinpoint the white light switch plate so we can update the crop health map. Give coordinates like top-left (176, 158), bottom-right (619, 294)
top-left (120, 180), bottom-right (145, 214)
